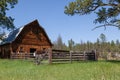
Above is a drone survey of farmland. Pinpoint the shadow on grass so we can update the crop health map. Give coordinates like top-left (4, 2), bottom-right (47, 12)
top-left (51, 60), bottom-right (97, 65)
top-left (106, 60), bottom-right (120, 63)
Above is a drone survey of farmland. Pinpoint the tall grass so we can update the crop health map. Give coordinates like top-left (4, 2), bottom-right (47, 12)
top-left (0, 59), bottom-right (120, 80)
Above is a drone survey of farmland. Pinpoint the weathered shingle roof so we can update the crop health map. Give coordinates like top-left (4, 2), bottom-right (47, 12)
top-left (1, 26), bottom-right (24, 45)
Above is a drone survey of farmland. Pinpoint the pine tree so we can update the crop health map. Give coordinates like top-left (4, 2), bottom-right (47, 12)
top-left (65, 0), bottom-right (120, 29)
top-left (68, 39), bottom-right (75, 50)
top-left (0, 0), bottom-right (18, 40)
top-left (53, 35), bottom-right (67, 50)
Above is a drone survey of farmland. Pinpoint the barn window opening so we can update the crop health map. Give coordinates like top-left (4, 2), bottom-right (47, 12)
top-left (30, 48), bottom-right (36, 57)
top-left (30, 48), bottom-right (36, 53)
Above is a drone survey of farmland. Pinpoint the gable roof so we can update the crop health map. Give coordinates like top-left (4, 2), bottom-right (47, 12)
top-left (0, 20), bottom-right (52, 45)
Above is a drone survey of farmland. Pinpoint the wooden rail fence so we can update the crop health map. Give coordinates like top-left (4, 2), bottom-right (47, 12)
top-left (10, 53), bottom-right (34, 59)
top-left (51, 50), bottom-right (97, 63)
top-left (10, 50), bottom-right (97, 64)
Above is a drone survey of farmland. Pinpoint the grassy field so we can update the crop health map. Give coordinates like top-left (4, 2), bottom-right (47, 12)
top-left (0, 59), bottom-right (120, 80)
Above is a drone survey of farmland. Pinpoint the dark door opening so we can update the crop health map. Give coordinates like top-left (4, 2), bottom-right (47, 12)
top-left (30, 48), bottom-right (36, 53)
top-left (30, 48), bottom-right (36, 57)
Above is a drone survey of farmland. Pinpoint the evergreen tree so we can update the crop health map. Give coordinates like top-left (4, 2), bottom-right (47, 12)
top-left (111, 40), bottom-right (116, 52)
top-left (99, 33), bottom-right (106, 51)
top-left (0, 0), bottom-right (18, 40)
top-left (116, 39), bottom-right (120, 52)
top-left (68, 39), bottom-right (75, 50)
top-left (116, 39), bottom-right (120, 46)
top-left (111, 40), bottom-right (115, 47)
top-left (96, 38), bottom-right (100, 50)
top-left (100, 33), bottom-right (106, 43)
top-left (57, 35), bottom-right (63, 49)
top-left (52, 35), bottom-right (67, 50)
top-left (65, 0), bottom-right (120, 29)
top-left (74, 43), bottom-right (81, 51)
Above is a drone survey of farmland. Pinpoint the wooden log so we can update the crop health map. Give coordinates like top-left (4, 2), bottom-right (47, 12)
top-left (84, 51), bottom-right (86, 60)
top-left (70, 51), bottom-right (73, 63)
top-left (48, 48), bottom-right (52, 64)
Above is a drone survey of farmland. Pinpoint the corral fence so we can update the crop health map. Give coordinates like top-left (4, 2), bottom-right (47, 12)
top-left (10, 53), bottom-right (35, 59)
top-left (10, 49), bottom-right (97, 64)
top-left (51, 50), bottom-right (97, 63)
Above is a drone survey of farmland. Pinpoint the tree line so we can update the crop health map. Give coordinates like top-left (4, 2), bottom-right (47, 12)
top-left (53, 34), bottom-right (120, 59)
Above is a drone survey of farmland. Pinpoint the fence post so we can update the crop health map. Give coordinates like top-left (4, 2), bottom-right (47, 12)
top-left (10, 52), bottom-right (13, 59)
top-left (70, 51), bottom-right (72, 63)
top-left (94, 50), bottom-right (98, 61)
top-left (84, 51), bottom-right (86, 60)
top-left (24, 53), bottom-right (25, 60)
top-left (48, 48), bottom-right (52, 64)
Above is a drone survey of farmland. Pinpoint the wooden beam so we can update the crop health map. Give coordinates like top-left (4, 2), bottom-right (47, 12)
top-left (48, 48), bottom-right (52, 64)
top-left (70, 51), bottom-right (72, 63)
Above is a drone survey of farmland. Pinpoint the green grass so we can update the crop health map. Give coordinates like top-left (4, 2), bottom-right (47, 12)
top-left (0, 59), bottom-right (120, 80)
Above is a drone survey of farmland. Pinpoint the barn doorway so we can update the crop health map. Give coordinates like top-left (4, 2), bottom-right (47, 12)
top-left (30, 48), bottom-right (36, 57)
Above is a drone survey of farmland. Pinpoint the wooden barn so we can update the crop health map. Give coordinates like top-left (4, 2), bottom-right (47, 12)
top-left (0, 20), bottom-right (52, 58)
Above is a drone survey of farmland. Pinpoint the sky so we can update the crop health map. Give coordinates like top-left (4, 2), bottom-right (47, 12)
top-left (6, 0), bottom-right (120, 44)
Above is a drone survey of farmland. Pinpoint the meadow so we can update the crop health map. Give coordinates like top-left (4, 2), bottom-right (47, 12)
top-left (0, 59), bottom-right (120, 80)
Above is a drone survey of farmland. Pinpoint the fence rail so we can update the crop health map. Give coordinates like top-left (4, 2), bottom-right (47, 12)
top-left (10, 53), bottom-right (34, 59)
